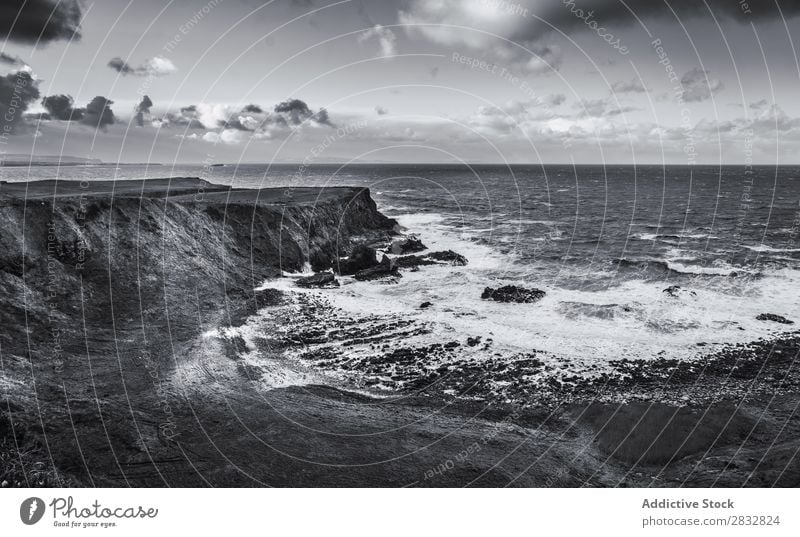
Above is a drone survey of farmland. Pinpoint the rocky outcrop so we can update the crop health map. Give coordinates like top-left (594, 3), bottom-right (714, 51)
top-left (389, 236), bottom-right (426, 255)
top-left (427, 250), bottom-right (468, 266)
top-left (0, 179), bottom-right (395, 317)
top-left (354, 255), bottom-right (400, 281)
top-left (756, 313), bottom-right (794, 325)
top-left (395, 250), bottom-right (469, 269)
top-left (334, 244), bottom-right (380, 275)
top-left (297, 272), bottom-right (339, 288)
top-left (481, 286), bottom-right (546, 304)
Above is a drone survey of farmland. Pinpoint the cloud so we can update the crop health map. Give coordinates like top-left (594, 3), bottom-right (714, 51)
top-left (0, 0), bottom-right (81, 44)
top-left (0, 52), bottom-right (23, 66)
top-left (576, 97), bottom-right (638, 117)
top-left (541, 93), bottom-right (566, 106)
top-left (358, 24), bottom-right (397, 57)
top-left (156, 105), bottom-right (205, 129)
top-left (108, 56), bottom-right (177, 77)
top-left (41, 94), bottom-right (83, 121)
top-left (398, 0), bottom-right (800, 72)
top-left (134, 95), bottom-right (153, 127)
top-left (274, 98), bottom-right (332, 126)
top-left (162, 98), bottom-right (334, 143)
top-left (611, 78), bottom-right (648, 94)
top-left (81, 96), bottom-right (115, 129)
top-left (0, 69), bottom-right (40, 133)
top-left (680, 68), bottom-right (724, 102)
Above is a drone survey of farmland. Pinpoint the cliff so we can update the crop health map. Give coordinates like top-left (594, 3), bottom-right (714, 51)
top-left (0, 178), bottom-right (403, 486)
top-left (0, 178), bottom-right (396, 347)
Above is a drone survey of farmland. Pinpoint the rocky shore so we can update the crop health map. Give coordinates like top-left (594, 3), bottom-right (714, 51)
top-left (1, 178), bottom-right (798, 487)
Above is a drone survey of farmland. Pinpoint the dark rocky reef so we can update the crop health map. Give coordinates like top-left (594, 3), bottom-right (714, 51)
top-left (334, 244), bottom-right (380, 275)
top-left (354, 255), bottom-right (400, 281)
top-left (395, 250), bottom-right (468, 269)
top-left (663, 285), bottom-right (697, 298)
top-left (756, 313), bottom-right (794, 325)
top-left (482, 285), bottom-right (546, 304)
top-left (297, 272), bottom-right (339, 289)
top-left (389, 236), bottom-right (426, 255)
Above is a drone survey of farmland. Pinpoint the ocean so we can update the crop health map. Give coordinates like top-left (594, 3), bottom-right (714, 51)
top-left (5, 163), bottom-right (800, 391)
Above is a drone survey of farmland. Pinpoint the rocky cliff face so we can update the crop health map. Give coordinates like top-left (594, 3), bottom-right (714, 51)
top-left (0, 178), bottom-right (396, 345)
top-left (0, 178), bottom-right (398, 486)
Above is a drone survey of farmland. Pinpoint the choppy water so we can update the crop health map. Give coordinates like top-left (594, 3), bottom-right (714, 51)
top-left (7, 163), bottom-right (800, 381)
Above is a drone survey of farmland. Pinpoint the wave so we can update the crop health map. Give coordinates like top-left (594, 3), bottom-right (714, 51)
top-left (617, 257), bottom-right (758, 277)
top-left (744, 244), bottom-right (800, 253)
top-left (631, 232), bottom-right (716, 241)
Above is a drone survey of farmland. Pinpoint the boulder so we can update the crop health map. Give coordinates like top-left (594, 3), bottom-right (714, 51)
top-left (756, 313), bottom-right (794, 325)
top-left (420, 301), bottom-right (433, 309)
top-left (335, 244), bottom-right (379, 275)
top-left (389, 236), bottom-right (427, 255)
top-left (481, 285), bottom-right (545, 304)
top-left (395, 255), bottom-right (438, 269)
top-left (427, 250), bottom-right (468, 266)
top-left (663, 285), bottom-right (696, 298)
top-left (354, 255), bottom-right (401, 281)
top-left (296, 272), bottom-right (339, 289)
top-left (395, 250), bottom-right (468, 269)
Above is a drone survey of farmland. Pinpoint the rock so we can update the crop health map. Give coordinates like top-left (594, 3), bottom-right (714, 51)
top-left (296, 272), bottom-right (340, 289)
top-left (335, 244), bottom-right (378, 275)
top-left (663, 285), bottom-right (696, 298)
top-left (393, 250), bottom-right (468, 269)
top-left (309, 249), bottom-right (334, 272)
top-left (427, 250), bottom-right (468, 266)
top-left (420, 301), bottom-right (433, 309)
top-left (756, 313), bottom-right (794, 325)
top-left (395, 255), bottom-right (437, 269)
top-left (354, 255), bottom-right (401, 281)
top-left (389, 236), bottom-right (427, 255)
top-left (467, 336), bottom-right (482, 347)
top-left (481, 285), bottom-right (546, 304)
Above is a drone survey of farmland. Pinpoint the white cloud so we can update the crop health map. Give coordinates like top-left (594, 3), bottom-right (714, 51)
top-left (358, 25), bottom-right (397, 58)
top-left (144, 56), bottom-right (177, 76)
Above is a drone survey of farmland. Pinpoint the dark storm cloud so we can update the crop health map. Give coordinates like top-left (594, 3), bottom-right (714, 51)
top-left (274, 99), bottom-right (313, 125)
top-left (81, 96), bottom-right (115, 129)
top-left (0, 0), bottom-right (81, 44)
top-left (402, 0), bottom-right (800, 59)
top-left (524, 0), bottom-right (800, 41)
top-left (274, 98), bottom-right (333, 126)
top-left (314, 107), bottom-right (333, 126)
top-left (0, 70), bottom-right (40, 133)
top-left (134, 95), bottom-right (153, 127)
top-left (0, 52), bottom-right (23, 66)
top-left (243, 104), bottom-right (263, 114)
top-left (107, 58), bottom-right (135, 75)
top-left (41, 94), bottom-right (84, 121)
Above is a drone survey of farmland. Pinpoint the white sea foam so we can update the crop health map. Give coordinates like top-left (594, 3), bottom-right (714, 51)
top-left (744, 244), bottom-right (800, 253)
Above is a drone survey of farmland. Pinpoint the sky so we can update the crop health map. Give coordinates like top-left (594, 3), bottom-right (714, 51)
top-left (1, 0), bottom-right (800, 165)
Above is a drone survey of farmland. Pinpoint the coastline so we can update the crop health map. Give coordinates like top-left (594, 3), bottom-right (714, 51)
top-left (1, 178), bottom-right (798, 487)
